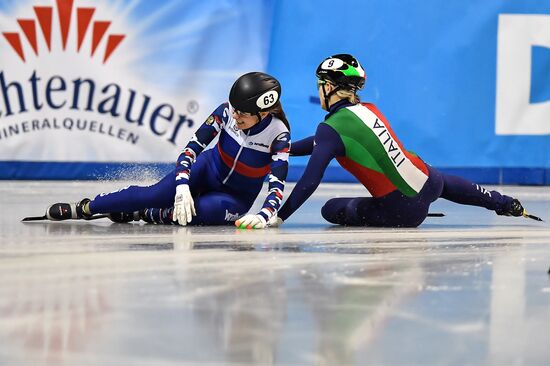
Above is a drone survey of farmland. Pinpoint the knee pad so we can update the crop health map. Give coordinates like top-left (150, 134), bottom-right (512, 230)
top-left (321, 199), bottom-right (347, 224)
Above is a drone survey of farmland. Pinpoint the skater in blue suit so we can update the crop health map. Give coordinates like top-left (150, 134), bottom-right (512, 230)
top-left (44, 72), bottom-right (291, 228)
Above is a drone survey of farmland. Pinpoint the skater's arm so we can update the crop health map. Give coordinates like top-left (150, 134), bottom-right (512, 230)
top-left (175, 103), bottom-right (227, 184)
top-left (256, 131), bottom-right (291, 223)
top-left (290, 136), bottom-right (315, 156)
top-left (278, 124), bottom-right (344, 221)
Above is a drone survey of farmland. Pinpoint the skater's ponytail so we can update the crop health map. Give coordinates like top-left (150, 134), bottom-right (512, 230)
top-left (268, 101), bottom-right (290, 132)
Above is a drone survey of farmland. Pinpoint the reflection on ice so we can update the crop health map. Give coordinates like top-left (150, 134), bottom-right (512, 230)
top-left (0, 182), bottom-right (550, 365)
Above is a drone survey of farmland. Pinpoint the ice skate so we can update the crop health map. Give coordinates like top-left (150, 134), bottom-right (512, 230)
top-left (108, 211), bottom-right (143, 223)
top-left (495, 198), bottom-right (525, 217)
top-left (495, 198), bottom-right (543, 221)
top-left (45, 198), bottom-right (94, 221)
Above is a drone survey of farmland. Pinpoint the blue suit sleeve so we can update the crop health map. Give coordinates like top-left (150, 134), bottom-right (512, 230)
top-left (278, 124), bottom-right (345, 221)
top-left (175, 103), bottom-right (227, 185)
top-left (257, 131), bottom-right (290, 222)
top-left (290, 136), bottom-right (315, 156)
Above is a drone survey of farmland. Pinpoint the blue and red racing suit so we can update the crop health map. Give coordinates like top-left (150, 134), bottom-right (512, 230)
top-left (90, 102), bottom-right (290, 225)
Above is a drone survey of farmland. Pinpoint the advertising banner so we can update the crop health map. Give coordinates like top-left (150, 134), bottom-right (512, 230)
top-left (0, 0), bottom-right (273, 178)
top-left (2, 0), bottom-right (550, 184)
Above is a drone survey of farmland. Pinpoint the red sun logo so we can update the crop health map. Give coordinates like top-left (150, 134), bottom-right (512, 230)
top-left (2, 0), bottom-right (125, 64)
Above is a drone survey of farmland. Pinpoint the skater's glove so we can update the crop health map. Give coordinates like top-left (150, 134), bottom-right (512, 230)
top-left (267, 215), bottom-right (283, 227)
top-left (174, 184), bottom-right (196, 226)
top-left (235, 214), bottom-right (267, 229)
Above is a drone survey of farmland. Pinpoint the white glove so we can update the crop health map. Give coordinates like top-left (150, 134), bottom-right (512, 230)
top-left (235, 214), bottom-right (267, 229)
top-left (173, 184), bottom-right (196, 226)
top-left (267, 215), bottom-right (283, 227)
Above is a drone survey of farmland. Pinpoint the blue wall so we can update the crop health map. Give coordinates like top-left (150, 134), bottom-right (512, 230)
top-left (267, 0), bottom-right (550, 184)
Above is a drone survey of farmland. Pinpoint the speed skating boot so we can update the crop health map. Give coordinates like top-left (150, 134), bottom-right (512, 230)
top-left (46, 198), bottom-right (93, 220)
top-left (495, 198), bottom-right (525, 217)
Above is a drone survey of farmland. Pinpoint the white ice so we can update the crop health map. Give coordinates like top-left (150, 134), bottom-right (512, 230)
top-left (1, 181), bottom-right (550, 366)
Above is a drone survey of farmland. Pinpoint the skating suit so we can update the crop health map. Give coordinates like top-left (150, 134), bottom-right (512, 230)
top-left (90, 102), bottom-right (290, 225)
top-left (278, 100), bottom-right (514, 227)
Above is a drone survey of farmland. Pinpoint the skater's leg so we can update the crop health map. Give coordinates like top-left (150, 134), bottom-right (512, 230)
top-left (322, 194), bottom-right (429, 227)
top-left (186, 149), bottom-right (222, 196)
top-left (44, 151), bottom-right (225, 221)
top-left (90, 150), bottom-right (219, 216)
top-left (321, 197), bottom-right (354, 225)
top-left (140, 191), bottom-right (251, 226)
top-left (439, 172), bottom-right (520, 213)
top-left (140, 207), bottom-right (176, 225)
top-left (89, 170), bottom-right (176, 214)
top-left (190, 192), bottom-right (250, 226)
top-left (321, 166), bottom-right (444, 227)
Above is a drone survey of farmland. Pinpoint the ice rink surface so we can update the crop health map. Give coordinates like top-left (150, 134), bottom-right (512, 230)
top-left (1, 181), bottom-right (550, 366)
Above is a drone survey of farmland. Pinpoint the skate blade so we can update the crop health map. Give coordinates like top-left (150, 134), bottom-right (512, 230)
top-left (22, 215), bottom-right (48, 221)
top-left (523, 212), bottom-right (544, 222)
top-left (22, 214), bottom-right (109, 222)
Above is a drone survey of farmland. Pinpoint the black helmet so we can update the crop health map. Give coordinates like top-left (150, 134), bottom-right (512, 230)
top-left (316, 54), bottom-right (366, 91)
top-left (229, 72), bottom-right (281, 114)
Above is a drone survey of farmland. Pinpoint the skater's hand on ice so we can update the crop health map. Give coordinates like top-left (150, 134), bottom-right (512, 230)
top-left (235, 214), bottom-right (267, 229)
top-left (174, 184), bottom-right (195, 226)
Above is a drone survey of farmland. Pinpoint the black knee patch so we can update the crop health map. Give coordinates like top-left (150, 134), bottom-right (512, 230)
top-left (321, 200), bottom-right (348, 224)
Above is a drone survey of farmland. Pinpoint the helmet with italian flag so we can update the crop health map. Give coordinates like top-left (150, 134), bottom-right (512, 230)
top-left (316, 54), bottom-right (366, 91)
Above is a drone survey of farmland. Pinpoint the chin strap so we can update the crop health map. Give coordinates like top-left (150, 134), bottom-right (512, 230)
top-left (321, 83), bottom-right (341, 110)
